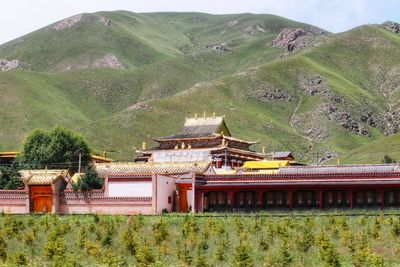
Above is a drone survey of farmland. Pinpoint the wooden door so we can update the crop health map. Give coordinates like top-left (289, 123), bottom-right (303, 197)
top-left (30, 186), bottom-right (52, 213)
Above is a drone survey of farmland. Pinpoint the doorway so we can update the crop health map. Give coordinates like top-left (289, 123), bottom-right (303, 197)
top-left (30, 186), bottom-right (52, 213)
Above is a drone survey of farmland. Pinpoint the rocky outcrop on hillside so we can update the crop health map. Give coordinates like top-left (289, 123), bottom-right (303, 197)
top-left (128, 102), bottom-right (149, 110)
top-left (93, 54), bottom-right (125, 69)
top-left (321, 104), bottom-right (369, 136)
top-left (245, 24), bottom-right (268, 35)
top-left (205, 42), bottom-right (230, 52)
top-left (291, 111), bottom-right (328, 140)
top-left (317, 151), bottom-right (339, 165)
top-left (99, 16), bottom-right (112, 27)
top-left (300, 75), bottom-right (329, 95)
top-left (378, 65), bottom-right (400, 135)
top-left (271, 27), bottom-right (326, 54)
top-left (249, 88), bottom-right (293, 102)
top-left (361, 111), bottom-right (377, 127)
top-left (53, 14), bottom-right (83, 31)
top-left (0, 59), bottom-right (21, 71)
top-left (272, 28), bottom-right (309, 47)
top-left (385, 22), bottom-right (400, 33)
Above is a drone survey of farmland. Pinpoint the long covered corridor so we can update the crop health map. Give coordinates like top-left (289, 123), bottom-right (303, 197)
top-left (198, 188), bottom-right (400, 212)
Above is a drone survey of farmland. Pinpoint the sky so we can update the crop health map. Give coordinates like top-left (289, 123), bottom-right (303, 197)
top-left (0, 0), bottom-right (399, 45)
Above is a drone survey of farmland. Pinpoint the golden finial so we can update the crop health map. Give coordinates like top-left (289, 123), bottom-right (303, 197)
top-left (337, 158), bottom-right (340, 165)
top-left (188, 144), bottom-right (192, 149)
top-left (222, 138), bottom-right (226, 146)
top-left (223, 114), bottom-right (226, 118)
top-left (181, 142), bottom-right (185, 149)
top-left (262, 146), bottom-right (266, 154)
top-left (194, 113), bottom-right (198, 119)
top-left (212, 112), bottom-right (216, 118)
top-left (174, 145), bottom-right (178, 150)
top-left (203, 110), bottom-right (206, 118)
top-left (142, 142), bottom-right (146, 150)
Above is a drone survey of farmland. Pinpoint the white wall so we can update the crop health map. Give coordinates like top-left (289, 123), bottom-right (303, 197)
top-left (108, 182), bottom-right (152, 197)
top-left (187, 189), bottom-right (193, 211)
top-left (156, 175), bottom-right (176, 213)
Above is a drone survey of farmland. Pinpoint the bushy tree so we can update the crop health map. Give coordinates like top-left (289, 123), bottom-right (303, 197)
top-left (0, 164), bottom-right (23, 189)
top-left (20, 127), bottom-right (91, 170)
top-left (382, 155), bottom-right (397, 164)
top-left (73, 168), bottom-right (104, 190)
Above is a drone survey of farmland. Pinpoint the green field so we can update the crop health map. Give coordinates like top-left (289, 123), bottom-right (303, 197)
top-left (1, 12), bottom-right (400, 163)
top-left (1, 211), bottom-right (400, 266)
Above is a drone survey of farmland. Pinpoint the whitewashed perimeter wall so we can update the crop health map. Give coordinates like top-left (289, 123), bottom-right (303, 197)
top-left (156, 175), bottom-right (176, 213)
top-left (108, 182), bottom-right (152, 197)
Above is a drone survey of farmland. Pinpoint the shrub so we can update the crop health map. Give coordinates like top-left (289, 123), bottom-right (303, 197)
top-left (74, 168), bottom-right (104, 190)
top-left (7, 251), bottom-right (27, 266)
top-left (232, 238), bottom-right (253, 267)
top-left (353, 248), bottom-right (384, 267)
top-left (382, 155), bottom-right (396, 164)
top-left (0, 234), bottom-right (7, 262)
top-left (152, 219), bottom-right (169, 243)
top-left (317, 232), bottom-right (340, 267)
top-left (102, 248), bottom-right (127, 267)
top-left (194, 254), bottom-right (209, 267)
top-left (44, 236), bottom-right (65, 260)
top-left (391, 219), bottom-right (400, 237)
top-left (276, 243), bottom-right (293, 266)
top-left (120, 226), bottom-right (137, 255)
top-left (296, 227), bottom-right (314, 252)
top-left (136, 244), bottom-right (155, 267)
top-left (177, 241), bottom-right (192, 265)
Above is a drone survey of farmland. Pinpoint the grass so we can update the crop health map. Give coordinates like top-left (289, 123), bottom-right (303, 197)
top-left (1, 211), bottom-right (400, 266)
top-left (329, 133), bottom-right (400, 164)
top-left (0, 13), bottom-right (400, 162)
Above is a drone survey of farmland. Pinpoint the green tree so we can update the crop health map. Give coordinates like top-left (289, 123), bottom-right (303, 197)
top-left (20, 127), bottom-right (91, 170)
top-left (382, 155), bottom-right (397, 163)
top-left (74, 168), bottom-right (104, 190)
top-left (0, 163), bottom-right (23, 189)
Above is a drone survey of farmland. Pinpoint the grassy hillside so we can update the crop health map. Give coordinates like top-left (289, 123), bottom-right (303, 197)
top-left (0, 12), bottom-right (399, 162)
top-left (329, 133), bottom-right (400, 164)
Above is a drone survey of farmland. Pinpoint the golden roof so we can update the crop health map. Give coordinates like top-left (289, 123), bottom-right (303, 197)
top-left (94, 161), bottom-right (211, 177)
top-left (90, 155), bottom-right (113, 163)
top-left (0, 151), bottom-right (19, 158)
top-left (243, 160), bottom-right (291, 169)
top-left (19, 169), bottom-right (69, 185)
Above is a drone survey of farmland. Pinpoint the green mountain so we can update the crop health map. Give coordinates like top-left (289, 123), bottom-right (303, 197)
top-left (0, 11), bottom-right (399, 162)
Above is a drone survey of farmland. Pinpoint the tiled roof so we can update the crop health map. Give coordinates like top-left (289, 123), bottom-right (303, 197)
top-left (156, 116), bottom-right (230, 139)
top-left (272, 151), bottom-right (293, 158)
top-left (278, 164), bottom-right (400, 174)
top-left (94, 161), bottom-right (211, 177)
top-left (19, 169), bottom-right (69, 185)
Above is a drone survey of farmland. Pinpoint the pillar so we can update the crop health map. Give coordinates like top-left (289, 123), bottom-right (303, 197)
top-left (381, 191), bottom-right (385, 210)
top-left (259, 191), bottom-right (263, 210)
top-left (289, 190), bottom-right (293, 210)
top-left (319, 190), bottom-right (323, 210)
top-left (348, 191), bottom-right (353, 210)
top-left (229, 191), bottom-right (234, 210)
